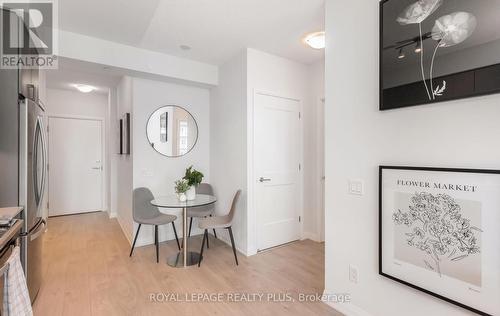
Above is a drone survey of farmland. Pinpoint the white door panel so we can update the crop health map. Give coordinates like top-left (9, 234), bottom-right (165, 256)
top-left (255, 93), bottom-right (301, 251)
top-left (48, 117), bottom-right (103, 216)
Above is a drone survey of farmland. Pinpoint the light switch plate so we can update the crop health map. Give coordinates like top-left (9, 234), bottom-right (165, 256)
top-left (349, 179), bottom-right (364, 195)
top-left (141, 169), bottom-right (153, 177)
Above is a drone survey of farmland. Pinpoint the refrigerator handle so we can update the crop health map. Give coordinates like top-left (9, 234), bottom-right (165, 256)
top-left (33, 118), bottom-right (41, 206)
top-left (18, 100), bottom-right (28, 210)
top-left (30, 219), bottom-right (46, 241)
top-left (38, 118), bottom-right (47, 205)
top-left (33, 116), bottom-right (46, 207)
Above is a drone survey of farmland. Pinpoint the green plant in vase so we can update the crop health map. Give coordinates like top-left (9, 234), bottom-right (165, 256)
top-left (183, 166), bottom-right (204, 200)
top-left (174, 179), bottom-right (190, 202)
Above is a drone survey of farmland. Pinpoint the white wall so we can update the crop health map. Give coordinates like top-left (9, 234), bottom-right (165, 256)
top-left (116, 77), bottom-right (134, 242)
top-left (59, 30), bottom-right (218, 86)
top-left (131, 77), bottom-right (210, 246)
top-left (210, 49), bottom-right (324, 255)
top-left (45, 88), bottom-right (110, 216)
top-left (46, 88), bottom-right (108, 118)
top-left (304, 59), bottom-right (325, 241)
top-left (324, 1), bottom-right (500, 315)
top-left (108, 87), bottom-right (118, 217)
top-left (210, 51), bottom-right (248, 253)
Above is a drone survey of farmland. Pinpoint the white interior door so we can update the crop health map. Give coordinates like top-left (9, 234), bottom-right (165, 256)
top-left (255, 93), bottom-right (301, 251)
top-left (48, 117), bottom-right (103, 216)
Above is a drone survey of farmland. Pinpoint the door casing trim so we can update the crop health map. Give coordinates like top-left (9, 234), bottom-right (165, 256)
top-left (46, 114), bottom-right (106, 216)
top-left (249, 89), bottom-right (304, 254)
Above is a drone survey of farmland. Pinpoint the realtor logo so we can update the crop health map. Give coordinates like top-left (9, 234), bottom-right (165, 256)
top-left (1, 0), bottom-right (58, 69)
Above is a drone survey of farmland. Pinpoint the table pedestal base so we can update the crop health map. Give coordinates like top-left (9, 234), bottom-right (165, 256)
top-left (167, 251), bottom-right (201, 267)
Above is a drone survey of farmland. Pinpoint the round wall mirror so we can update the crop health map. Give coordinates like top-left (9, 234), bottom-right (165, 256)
top-left (146, 105), bottom-right (198, 157)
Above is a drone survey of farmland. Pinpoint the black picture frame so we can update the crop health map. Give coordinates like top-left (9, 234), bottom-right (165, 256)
top-left (379, 0), bottom-right (500, 111)
top-left (123, 113), bottom-right (131, 155)
top-left (379, 166), bottom-right (500, 316)
top-left (160, 111), bottom-right (168, 143)
top-left (118, 119), bottom-right (123, 154)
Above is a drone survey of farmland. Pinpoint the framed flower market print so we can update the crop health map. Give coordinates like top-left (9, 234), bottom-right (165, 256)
top-left (379, 166), bottom-right (500, 315)
top-left (380, 0), bottom-right (500, 110)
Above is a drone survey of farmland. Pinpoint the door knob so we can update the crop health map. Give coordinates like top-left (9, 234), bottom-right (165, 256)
top-left (259, 177), bottom-right (271, 182)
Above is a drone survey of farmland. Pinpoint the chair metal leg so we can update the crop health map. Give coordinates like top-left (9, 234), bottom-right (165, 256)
top-left (172, 222), bottom-right (181, 250)
top-left (198, 229), bottom-right (208, 267)
top-left (227, 226), bottom-right (238, 266)
top-left (209, 214), bottom-right (217, 239)
top-left (188, 217), bottom-right (193, 237)
top-left (129, 224), bottom-right (142, 257)
top-left (206, 227), bottom-right (210, 249)
top-left (154, 225), bottom-right (159, 263)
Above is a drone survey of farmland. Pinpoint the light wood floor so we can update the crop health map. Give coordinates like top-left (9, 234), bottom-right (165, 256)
top-left (33, 212), bottom-right (340, 316)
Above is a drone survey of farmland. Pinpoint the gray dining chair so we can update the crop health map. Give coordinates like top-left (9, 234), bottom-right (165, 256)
top-left (130, 187), bottom-right (181, 263)
top-left (198, 190), bottom-right (241, 267)
top-left (187, 183), bottom-right (217, 248)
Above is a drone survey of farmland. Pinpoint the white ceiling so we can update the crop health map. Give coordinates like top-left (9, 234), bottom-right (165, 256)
top-left (58, 0), bottom-right (325, 65)
top-left (46, 58), bottom-right (122, 94)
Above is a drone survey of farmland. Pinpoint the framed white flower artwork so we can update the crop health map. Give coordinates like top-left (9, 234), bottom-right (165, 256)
top-left (379, 166), bottom-right (500, 315)
top-left (380, 0), bottom-right (500, 110)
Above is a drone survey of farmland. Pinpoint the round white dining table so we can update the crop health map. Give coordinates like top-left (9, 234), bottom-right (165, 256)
top-left (150, 194), bottom-right (217, 268)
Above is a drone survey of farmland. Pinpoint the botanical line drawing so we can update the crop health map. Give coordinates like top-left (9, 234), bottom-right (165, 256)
top-left (396, 1), bottom-right (477, 101)
top-left (397, 0), bottom-right (443, 101)
top-left (430, 12), bottom-right (477, 99)
top-left (393, 192), bottom-right (482, 276)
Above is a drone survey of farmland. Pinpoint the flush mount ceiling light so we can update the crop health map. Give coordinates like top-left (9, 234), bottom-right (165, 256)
top-left (74, 84), bottom-right (95, 93)
top-left (303, 31), bottom-right (325, 49)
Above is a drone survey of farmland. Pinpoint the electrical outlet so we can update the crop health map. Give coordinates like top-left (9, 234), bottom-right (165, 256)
top-left (349, 265), bottom-right (359, 284)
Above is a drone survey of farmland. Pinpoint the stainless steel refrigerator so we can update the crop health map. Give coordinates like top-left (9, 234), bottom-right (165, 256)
top-left (19, 97), bottom-right (47, 302)
top-left (0, 7), bottom-right (46, 303)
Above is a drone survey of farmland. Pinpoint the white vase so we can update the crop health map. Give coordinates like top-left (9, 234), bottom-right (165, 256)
top-left (186, 186), bottom-right (196, 201)
top-left (178, 193), bottom-right (187, 202)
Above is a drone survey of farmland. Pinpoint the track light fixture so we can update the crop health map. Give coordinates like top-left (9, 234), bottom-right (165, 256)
top-left (398, 48), bottom-right (406, 59)
top-left (415, 41), bottom-right (422, 53)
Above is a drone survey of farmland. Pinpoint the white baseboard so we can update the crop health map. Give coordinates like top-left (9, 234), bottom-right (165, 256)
top-left (132, 222), bottom-right (205, 248)
top-left (302, 231), bottom-right (321, 242)
top-left (211, 230), bottom-right (249, 256)
top-left (135, 230), bottom-right (204, 248)
top-left (124, 221), bottom-right (248, 257)
top-left (117, 215), bottom-right (132, 245)
top-left (108, 212), bottom-right (117, 218)
top-left (322, 290), bottom-right (372, 316)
